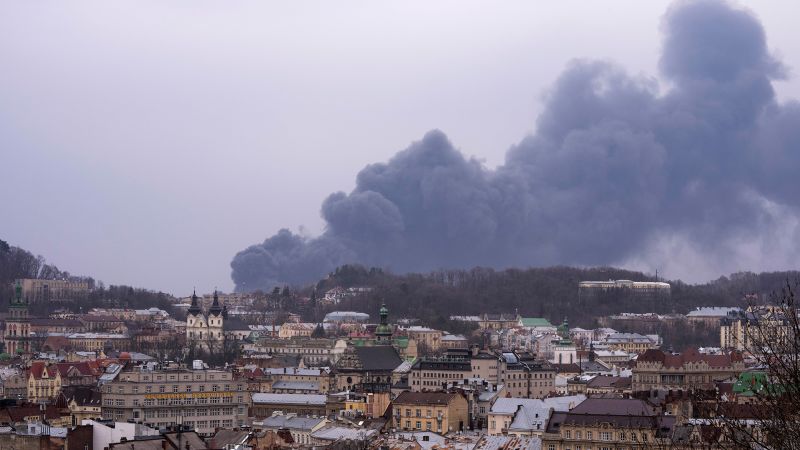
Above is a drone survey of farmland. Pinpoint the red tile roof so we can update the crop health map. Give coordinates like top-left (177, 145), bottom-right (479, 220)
top-left (637, 348), bottom-right (741, 368)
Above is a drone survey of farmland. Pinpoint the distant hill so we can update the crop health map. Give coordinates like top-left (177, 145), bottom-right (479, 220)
top-left (0, 238), bottom-right (174, 315)
top-left (312, 264), bottom-right (800, 329)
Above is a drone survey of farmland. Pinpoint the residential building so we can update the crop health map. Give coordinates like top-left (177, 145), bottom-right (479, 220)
top-left (632, 348), bottom-right (744, 392)
top-left (720, 306), bottom-right (791, 352)
top-left (603, 332), bottom-right (661, 353)
top-left (440, 334), bottom-right (468, 350)
top-left (542, 398), bottom-right (676, 450)
top-left (585, 375), bottom-right (632, 395)
top-left (401, 326), bottom-right (443, 352)
top-left (392, 391), bottom-right (469, 434)
top-left (687, 307), bottom-right (741, 325)
top-left (499, 352), bottom-right (555, 399)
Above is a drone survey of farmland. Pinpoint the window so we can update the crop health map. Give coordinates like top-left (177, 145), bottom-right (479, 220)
top-left (548, 445), bottom-right (555, 450)
top-left (146, 386), bottom-right (152, 393)
top-left (564, 430), bottom-right (571, 439)
top-left (186, 385), bottom-right (192, 392)
top-left (416, 421), bottom-right (421, 429)
top-left (133, 386), bottom-right (138, 394)
top-left (416, 409), bottom-right (421, 417)
top-left (619, 431), bottom-right (626, 441)
top-left (159, 386), bottom-right (165, 393)
top-left (586, 431), bottom-right (593, 440)
top-left (173, 385), bottom-right (178, 393)
top-left (600, 432), bottom-right (611, 441)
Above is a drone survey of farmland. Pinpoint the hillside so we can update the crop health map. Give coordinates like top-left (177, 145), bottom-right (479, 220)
top-left (312, 264), bottom-right (799, 330)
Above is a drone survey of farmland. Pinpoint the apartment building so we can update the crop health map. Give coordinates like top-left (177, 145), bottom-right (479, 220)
top-left (100, 366), bottom-right (250, 436)
top-left (720, 306), bottom-right (790, 352)
top-left (499, 353), bottom-right (556, 399)
top-left (392, 392), bottom-right (468, 434)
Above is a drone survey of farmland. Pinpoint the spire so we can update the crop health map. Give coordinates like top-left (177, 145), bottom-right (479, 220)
top-left (188, 288), bottom-right (201, 316)
top-left (209, 290), bottom-right (223, 316)
top-left (375, 302), bottom-right (392, 343)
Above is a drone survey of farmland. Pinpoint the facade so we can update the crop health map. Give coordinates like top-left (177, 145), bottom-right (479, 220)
top-left (250, 393), bottom-right (327, 418)
top-left (578, 280), bottom-right (670, 301)
top-left (632, 348), bottom-right (744, 392)
top-left (245, 338), bottom-right (348, 365)
top-left (100, 366), bottom-right (250, 435)
top-left (720, 306), bottom-right (790, 352)
top-left (408, 348), bottom-right (500, 392)
top-left (392, 392), bottom-right (469, 434)
top-left (4, 281), bottom-right (32, 354)
top-left (401, 326), bottom-right (443, 352)
top-left (27, 361), bottom-right (97, 403)
top-left (603, 332), bottom-right (660, 353)
top-left (542, 398), bottom-right (675, 450)
top-left (278, 322), bottom-right (315, 339)
top-left (499, 352), bottom-right (556, 399)
top-left (478, 314), bottom-right (521, 330)
top-left (17, 278), bottom-right (91, 303)
top-left (409, 355), bottom-right (471, 392)
top-left (186, 290), bottom-right (224, 350)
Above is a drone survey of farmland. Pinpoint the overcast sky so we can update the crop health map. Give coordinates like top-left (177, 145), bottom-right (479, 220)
top-left (1, 1), bottom-right (798, 296)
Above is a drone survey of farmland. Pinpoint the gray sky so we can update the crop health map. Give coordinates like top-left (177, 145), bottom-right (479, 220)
top-left (1, 1), bottom-right (798, 296)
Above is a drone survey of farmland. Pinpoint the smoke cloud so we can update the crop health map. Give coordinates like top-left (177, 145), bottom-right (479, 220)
top-left (231, 0), bottom-right (800, 291)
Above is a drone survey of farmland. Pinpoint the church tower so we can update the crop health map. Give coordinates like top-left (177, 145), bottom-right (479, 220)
top-left (207, 290), bottom-right (224, 340)
top-left (374, 302), bottom-right (393, 344)
top-left (5, 280), bottom-right (31, 354)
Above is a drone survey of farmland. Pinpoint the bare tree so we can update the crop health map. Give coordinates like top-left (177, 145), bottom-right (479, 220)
top-left (685, 281), bottom-right (800, 449)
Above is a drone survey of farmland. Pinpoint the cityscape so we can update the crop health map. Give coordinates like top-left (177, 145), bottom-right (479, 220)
top-left (2, 0), bottom-right (800, 449)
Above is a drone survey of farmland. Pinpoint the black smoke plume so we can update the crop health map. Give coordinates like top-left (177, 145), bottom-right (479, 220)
top-left (232, 0), bottom-right (800, 291)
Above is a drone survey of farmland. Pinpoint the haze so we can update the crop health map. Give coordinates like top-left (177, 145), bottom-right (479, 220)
top-left (2, 1), bottom-right (799, 295)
